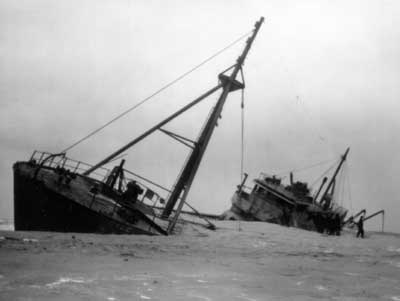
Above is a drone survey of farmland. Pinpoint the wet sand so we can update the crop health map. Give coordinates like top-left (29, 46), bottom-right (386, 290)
top-left (1, 221), bottom-right (400, 300)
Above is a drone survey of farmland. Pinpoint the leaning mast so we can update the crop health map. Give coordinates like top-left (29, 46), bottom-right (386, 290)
top-left (319, 147), bottom-right (350, 209)
top-left (82, 17), bottom-right (264, 232)
top-left (162, 18), bottom-right (264, 225)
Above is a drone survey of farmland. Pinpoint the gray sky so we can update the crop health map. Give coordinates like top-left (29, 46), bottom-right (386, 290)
top-left (1, 0), bottom-right (399, 232)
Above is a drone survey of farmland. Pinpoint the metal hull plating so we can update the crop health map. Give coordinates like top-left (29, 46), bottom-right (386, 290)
top-left (13, 162), bottom-right (167, 235)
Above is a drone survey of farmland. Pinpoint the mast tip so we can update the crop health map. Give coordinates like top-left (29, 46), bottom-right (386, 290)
top-left (255, 17), bottom-right (265, 28)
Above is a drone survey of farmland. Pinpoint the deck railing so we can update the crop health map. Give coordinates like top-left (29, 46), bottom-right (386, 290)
top-left (30, 150), bottom-right (110, 181)
top-left (29, 150), bottom-right (167, 214)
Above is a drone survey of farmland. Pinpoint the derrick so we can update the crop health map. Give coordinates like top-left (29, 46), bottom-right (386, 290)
top-left (162, 18), bottom-right (265, 232)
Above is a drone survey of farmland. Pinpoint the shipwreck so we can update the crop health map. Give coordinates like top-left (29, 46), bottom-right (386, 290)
top-left (222, 148), bottom-right (351, 233)
top-left (223, 144), bottom-right (386, 234)
top-left (13, 18), bottom-right (265, 235)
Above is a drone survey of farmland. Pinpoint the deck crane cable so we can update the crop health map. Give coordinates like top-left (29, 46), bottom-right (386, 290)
top-left (344, 163), bottom-right (354, 213)
top-left (334, 163), bottom-right (347, 209)
top-left (275, 157), bottom-right (337, 177)
top-left (341, 165), bottom-right (348, 207)
top-left (343, 163), bottom-right (349, 206)
top-left (310, 159), bottom-right (340, 189)
top-left (342, 167), bottom-right (348, 210)
top-left (340, 167), bottom-right (346, 206)
top-left (310, 161), bottom-right (339, 202)
top-left (335, 164), bottom-right (345, 206)
top-left (61, 30), bottom-right (253, 153)
top-left (332, 164), bottom-right (341, 205)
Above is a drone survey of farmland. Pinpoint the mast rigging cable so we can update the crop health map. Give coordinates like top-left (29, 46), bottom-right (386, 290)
top-left (240, 67), bottom-right (246, 182)
top-left (309, 159), bottom-right (340, 189)
top-left (275, 158), bottom-right (337, 177)
top-left (61, 30), bottom-right (253, 153)
top-left (240, 86), bottom-right (245, 182)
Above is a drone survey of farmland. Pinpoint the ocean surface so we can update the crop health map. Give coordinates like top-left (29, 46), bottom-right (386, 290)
top-left (1, 221), bottom-right (400, 300)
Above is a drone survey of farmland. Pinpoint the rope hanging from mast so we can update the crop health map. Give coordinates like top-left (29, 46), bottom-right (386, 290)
top-left (61, 31), bottom-right (253, 153)
top-left (163, 17), bottom-right (265, 229)
top-left (240, 67), bottom-right (246, 182)
top-left (240, 85), bottom-right (245, 181)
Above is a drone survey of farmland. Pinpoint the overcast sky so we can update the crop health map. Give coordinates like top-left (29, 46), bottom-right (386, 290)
top-left (1, 0), bottom-right (399, 232)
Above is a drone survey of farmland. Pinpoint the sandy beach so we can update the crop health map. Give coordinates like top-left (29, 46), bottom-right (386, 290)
top-left (1, 221), bottom-right (399, 300)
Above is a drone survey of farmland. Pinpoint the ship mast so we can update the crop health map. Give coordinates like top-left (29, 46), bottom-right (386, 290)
top-left (84, 18), bottom-right (264, 178)
top-left (83, 85), bottom-right (222, 176)
top-left (319, 147), bottom-right (350, 209)
top-left (83, 18), bottom-right (264, 232)
top-left (162, 17), bottom-right (264, 223)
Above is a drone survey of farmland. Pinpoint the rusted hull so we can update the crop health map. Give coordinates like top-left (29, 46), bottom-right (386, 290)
top-left (13, 162), bottom-right (167, 235)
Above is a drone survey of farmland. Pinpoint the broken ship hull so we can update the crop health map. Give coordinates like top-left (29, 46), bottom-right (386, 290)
top-left (13, 161), bottom-right (167, 235)
top-left (222, 167), bottom-right (350, 233)
top-left (223, 190), bottom-right (316, 230)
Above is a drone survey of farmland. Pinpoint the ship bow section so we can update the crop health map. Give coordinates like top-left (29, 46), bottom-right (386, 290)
top-left (13, 161), bottom-right (167, 235)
